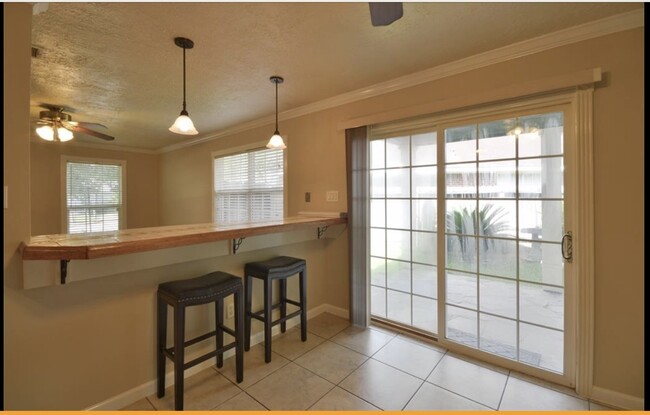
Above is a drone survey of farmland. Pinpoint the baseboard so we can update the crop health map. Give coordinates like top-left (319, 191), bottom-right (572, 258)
top-left (310, 303), bottom-right (349, 319)
top-left (85, 304), bottom-right (349, 410)
top-left (84, 343), bottom-right (224, 410)
top-left (590, 386), bottom-right (644, 411)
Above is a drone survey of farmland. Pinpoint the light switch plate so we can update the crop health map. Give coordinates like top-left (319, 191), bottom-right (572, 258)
top-left (326, 191), bottom-right (338, 202)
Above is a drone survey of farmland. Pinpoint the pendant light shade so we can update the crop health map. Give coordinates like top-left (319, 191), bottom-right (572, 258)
top-left (266, 76), bottom-right (286, 150)
top-left (169, 37), bottom-right (198, 135)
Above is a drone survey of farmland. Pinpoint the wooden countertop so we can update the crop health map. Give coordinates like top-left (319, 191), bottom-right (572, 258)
top-left (22, 215), bottom-right (347, 261)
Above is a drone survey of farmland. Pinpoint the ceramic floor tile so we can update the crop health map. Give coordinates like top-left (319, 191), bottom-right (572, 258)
top-left (309, 386), bottom-right (381, 411)
top-left (373, 336), bottom-right (445, 379)
top-left (214, 343), bottom-right (289, 390)
top-left (339, 358), bottom-right (423, 410)
top-left (404, 382), bottom-right (493, 411)
top-left (589, 401), bottom-right (620, 411)
top-left (148, 367), bottom-right (240, 410)
top-left (499, 376), bottom-right (589, 410)
top-left (426, 354), bottom-right (508, 409)
top-left (213, 391), bottom-right (268, 411)
top-left (307, 312), bottom-right (350, 338)
top-left (330, 325), bottom-right (395, 356)
top-left (294, 340), bottom-right (368, 384)
top-left (246, 362), bottom-right (334, 410)
top-left (120, 397), bottom-right (156, 411)
top-left (271, 326), bottom-right (325, 360)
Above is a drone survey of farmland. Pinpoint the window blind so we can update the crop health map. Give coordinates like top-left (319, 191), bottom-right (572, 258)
top-left (214, 148), bottom-right (284, 224)
top-left (66, 161), bottom-right (123, 233)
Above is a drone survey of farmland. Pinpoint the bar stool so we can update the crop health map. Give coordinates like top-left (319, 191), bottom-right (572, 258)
top-left (157, 271), bottom-right (244, 410)
top-left (244, 256), bottom-right (307, 363)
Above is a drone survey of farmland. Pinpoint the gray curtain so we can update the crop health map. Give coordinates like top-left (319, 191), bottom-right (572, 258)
top-left (346, 126), bottom-right (369, 327)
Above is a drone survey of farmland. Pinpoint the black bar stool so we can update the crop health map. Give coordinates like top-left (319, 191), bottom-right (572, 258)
top-left (157, 271), bottom-right (244, 410)
top-left (244, 256), bottom-right (307, 363)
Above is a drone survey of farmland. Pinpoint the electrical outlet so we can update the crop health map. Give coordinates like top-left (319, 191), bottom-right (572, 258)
top-left (305, 192), bottom-right (311, 202)
top-left (226, 303), bottom-right (234, 319)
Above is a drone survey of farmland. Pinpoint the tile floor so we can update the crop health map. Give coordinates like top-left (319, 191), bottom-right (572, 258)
top-left (123, 313), bottom-right (619, 411)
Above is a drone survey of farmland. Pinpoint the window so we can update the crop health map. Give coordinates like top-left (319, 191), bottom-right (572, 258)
top-left (63, 157), bottom-right (125, 233)
top-left (213, 147), bottom-right (284, 224)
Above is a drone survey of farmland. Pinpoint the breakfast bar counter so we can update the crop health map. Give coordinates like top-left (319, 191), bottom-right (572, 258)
top-left (20, 214), bottom-right (347, 289)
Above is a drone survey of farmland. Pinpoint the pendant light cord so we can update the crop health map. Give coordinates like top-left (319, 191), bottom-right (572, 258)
top-left (182, 46), bottom-right (187, 113)
top-left (275, 81), bottom-right (279, 133)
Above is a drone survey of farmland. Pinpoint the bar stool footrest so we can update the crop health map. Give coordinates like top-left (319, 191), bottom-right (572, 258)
top-left (184, 342), bottom-right (237, 370)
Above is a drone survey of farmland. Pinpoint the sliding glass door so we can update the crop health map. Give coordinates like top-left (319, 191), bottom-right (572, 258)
top-left (369, 131), bottom-right (439, 335)
top-left (442, 110), bottom-right (569, 376)
top-left (369, 105), bottom-right (574, 384)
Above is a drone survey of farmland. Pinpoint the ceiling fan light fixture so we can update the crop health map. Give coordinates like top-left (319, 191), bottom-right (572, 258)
top-left (169, 37), bottom-right (198, 136)
top-left (266, 76), bottom-right (286, 150)
top-left (57, 127), bottom-right (74, 141)
top-left (36, 125), bottom-right (55, 141)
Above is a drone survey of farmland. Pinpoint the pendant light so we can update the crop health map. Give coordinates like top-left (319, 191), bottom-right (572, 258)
top-left (169, 37), bottom-right (198, 135)
top-left (266, 75), bottom-right (286, 149)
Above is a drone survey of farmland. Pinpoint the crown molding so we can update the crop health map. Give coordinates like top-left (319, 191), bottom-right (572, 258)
top-left (30, 137), bottom-right (159, 155)
top-left (152, 8), bottom-right (640, 154)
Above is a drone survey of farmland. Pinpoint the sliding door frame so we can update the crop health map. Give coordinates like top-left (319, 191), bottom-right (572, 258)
top-left (368, 87), bottom-right (594, 396)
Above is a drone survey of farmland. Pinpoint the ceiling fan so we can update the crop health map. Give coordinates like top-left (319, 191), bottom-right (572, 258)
top-left (34, 104), bottom-right (115, 142)
top-left (368, 2), bottom-right (403, 26)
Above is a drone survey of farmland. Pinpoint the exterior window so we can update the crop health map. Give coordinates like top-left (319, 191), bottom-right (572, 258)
top-left (64, 158), bottom-right (125, 233)
top-left (213, 147), bottom-right (284, 224)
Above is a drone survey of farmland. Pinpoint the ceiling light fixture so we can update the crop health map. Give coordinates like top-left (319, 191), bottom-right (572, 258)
top-left (169, 37), bottom-right (198, 135)
top-left (266, 76), bottom-right (286, 150)
top-left (35, 118), bottom-right (74, 142)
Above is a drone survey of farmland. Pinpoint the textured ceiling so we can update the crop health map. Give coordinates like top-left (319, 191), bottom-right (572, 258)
top-left (29, 2), bottom-right (642, 150)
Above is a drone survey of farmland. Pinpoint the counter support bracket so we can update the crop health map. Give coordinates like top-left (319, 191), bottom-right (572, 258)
top-left (232, 237), bottom-right (245, 255)
top-left (317, 226), bottom-right (328, 240)
top-left (60, 260), bottom-right (70, 285)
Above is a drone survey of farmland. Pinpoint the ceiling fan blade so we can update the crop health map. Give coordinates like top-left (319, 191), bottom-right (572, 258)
top-left (369, 2), bottom-right (403, 26)
top-left (38, 103), bottom-right (76, 113)
top-left (65, 124), bottom-right (115, 141)
top-left (69, 121), bottom-right (108, 129)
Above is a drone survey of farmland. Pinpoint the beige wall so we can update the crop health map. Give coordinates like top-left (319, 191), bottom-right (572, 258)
top-left (30, 142), bottom-right (161, 235)
top-left (159, 28), bottom-right (644, 402)
top-left (4, 2), bottom-right (643, 409)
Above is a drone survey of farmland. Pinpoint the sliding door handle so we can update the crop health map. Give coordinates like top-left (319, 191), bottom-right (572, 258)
top-left (561, 231), bottom-right (573, 262)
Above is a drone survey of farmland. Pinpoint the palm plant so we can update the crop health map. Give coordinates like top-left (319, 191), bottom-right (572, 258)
top-left (446, 203), bottom-right (509, 256)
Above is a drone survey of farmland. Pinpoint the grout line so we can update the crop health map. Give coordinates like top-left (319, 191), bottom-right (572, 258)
top-left (496, 370), bottom-right (512, 410)
top-left (400, 378), bottom-right (427, 410)
top-left (243, 390), bottom-right (272, 411)
top-left (144, 395), bottom-right (156, 411)
top-left (421, 380), bottom-right (495, 410)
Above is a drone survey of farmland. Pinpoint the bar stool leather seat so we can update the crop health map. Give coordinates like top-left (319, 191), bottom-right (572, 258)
top-left (244, 256), bottom-right (307, 363)
top-left (157, 271), bottom-right (244, 410)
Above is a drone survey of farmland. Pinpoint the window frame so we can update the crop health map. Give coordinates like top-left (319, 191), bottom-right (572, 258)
top-left (211, 139), bottom-right (288, 224)
top-left (60, 155), bottom-right (127, 233)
